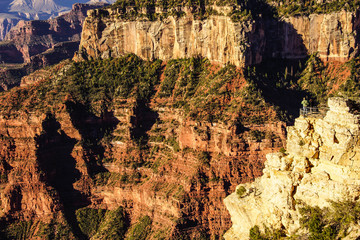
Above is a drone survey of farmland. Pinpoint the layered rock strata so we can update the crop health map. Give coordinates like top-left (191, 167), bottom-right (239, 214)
top-left (0, 3), bottom-right (107, 91)
top-left (268, 10), bottom-right (360, 61)
top-left (75, 7), bottom-right (265, 67)
top-left (75, 7), bottom-right (360, 66)
top-left (224, 97), bottom-right (360, 239)
top-left (3, 3), bottom-right (107, 63)
top-left (0, 60), bottom-right (286, 238)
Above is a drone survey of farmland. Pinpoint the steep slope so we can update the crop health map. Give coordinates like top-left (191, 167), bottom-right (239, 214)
top-left (225, 97), bottom-right (360, 239)
top-left (0, 13), bottom-right (21, 40)
top-left (74, 1), bottom-right (360, 66)
top-left (0, 55), bottom-right (286, 239)
top-left (0, 3), bottom-right (107, 90)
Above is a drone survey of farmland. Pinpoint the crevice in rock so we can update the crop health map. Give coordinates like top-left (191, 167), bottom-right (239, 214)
top-left (290, 185), bottom-right (297, 210)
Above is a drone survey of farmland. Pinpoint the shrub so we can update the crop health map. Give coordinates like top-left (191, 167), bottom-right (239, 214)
top-left (236, 186), bottom-right (246, 198)
top-left (279, 147), bottom-right (286, 154)
top-left (126, 215), bottom-right (152, 240)
top-left (298, 200), bottom-right (360, 240)
top-left (197, 151), bottom-right (211, 167)
top-left (76, 207), bottom-right (107, 237)
top-left (249, 130), bottom-right (266, 142)
top-left (94, 207), bottom-right (128, 240)
top-left (166, 137), bottom-right (180, 152)
top-left (249, 225), bottom-right (285, 240)
top-left (249, 225), bottom-right (266, 240)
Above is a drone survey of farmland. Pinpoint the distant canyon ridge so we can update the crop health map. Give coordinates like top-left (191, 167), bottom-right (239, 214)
top-left (0, 2), bottom-right (111, 90)
top-left (0, 0), bottom-right (116, 40)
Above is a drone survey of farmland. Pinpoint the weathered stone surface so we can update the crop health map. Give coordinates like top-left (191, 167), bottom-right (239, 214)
top-left (74, 8), bottom-right (265, 67)
top-left (3, 3), bottom-right (107, 63)
top-left (75, 8), bottom-right (360, 66)
top-left (0, 14), bottom-right (21, 41)
top-left (268, 11), bottom-right (359, 62)
top-left (0, 62), bottom-right (286, 238)
top-left (224, 97), bottom-right (360, 239)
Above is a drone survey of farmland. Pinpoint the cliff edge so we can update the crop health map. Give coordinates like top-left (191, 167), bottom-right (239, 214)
top-left (74, 4), bottom-right (360, 66)
top-left (224, 97), bottom-right (360, 239)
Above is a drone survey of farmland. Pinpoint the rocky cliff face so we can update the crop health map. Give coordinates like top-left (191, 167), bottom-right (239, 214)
top-left (0, 57), bottom-right (286, 239)
top-left (75, 7), bottom-right (265, 67)
top-left (75, 6), bottom-right (360, 66)
top-left (0, 14), bottom-right (21, 41)
top-left (4, 3), bottom-right (107, 63)
top-left (267, 10), bottom-right (360, 62)
top-left (224, 97), bottom-right (360, 239)
top-left (0, 3), bottom-right (107, 91)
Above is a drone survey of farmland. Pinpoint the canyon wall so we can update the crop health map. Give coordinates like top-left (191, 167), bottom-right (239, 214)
top-left (224, 97), bottom-right (360, 239)
top-left (75, 7), bottom-right (360, 66)
top-left (3, 3), bottom-right (107, 63)
top-left (0, 14), bottom-right (21, 41)
top-left (0, 59), bottom-right (286, 238)
top-left (75, 7), bottom-right (265, 67)
top-left (0, 3), bottom-right (107, 91)
top-left (268, 10), bottom-right (360, 61)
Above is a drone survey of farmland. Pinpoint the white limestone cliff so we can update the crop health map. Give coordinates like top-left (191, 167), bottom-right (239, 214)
top-left (224, 97), bottom-right (360, 239)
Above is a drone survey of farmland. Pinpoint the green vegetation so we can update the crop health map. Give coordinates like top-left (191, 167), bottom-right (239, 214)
top-left (93, 207), bottom-right (128, 239)
top-left (126, 215), bottom-right (152, 240)
top-left (0, 54), bottom-right (162, 116)
top-left (250, 200), bottom-right (360, 239)
top-left (298, 54), bottom-right (329, 105)
top-left (76, 207), bottom-right (107, 237)
top-left (109, 0), bottom-right (360, 21)
top-left (279, 147), bottom-right (286, 154)
top-left (197, 151), bottom-right (211, 166)
top-left (249, 225), bottom-right (285, 240)
top-left (248, 130), bottom-right (265, 142)
top-left (2, 221), bottom-right (37, 240)
top-left (159, 58), bottom-right (278, 124)
top-left (76, 207), bottom-right (128, 239)
top-left (340, 57), bottom-right (360, 99)
top-left (0, 219), bottom-right (74, 240)
top-left (165, 136), bottom-right (180, 152)
top-left (271, 0), bottom-right (360, 16)
top-left (110, 0), bottom-right (275, 21)
top-left (299, 200), bottom-right (360, 239)
top-left (236, 186), bottom-right (246, 197)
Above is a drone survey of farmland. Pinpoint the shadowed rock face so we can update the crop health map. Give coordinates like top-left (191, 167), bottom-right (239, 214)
top-left (265, 11), bottom-right (360, 62)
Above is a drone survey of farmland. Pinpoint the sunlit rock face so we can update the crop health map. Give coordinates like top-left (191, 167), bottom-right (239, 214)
top-left (224, 97), bottom-right (360, 239)
top-left (76, 7), bottom-right (360, 67)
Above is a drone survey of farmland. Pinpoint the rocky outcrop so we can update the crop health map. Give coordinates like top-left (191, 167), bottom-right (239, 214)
top-left (0, 14), bottom-right (22, 41)
top-left (0, 59), bottom-right (286, 238)
top-left (267, 10), bottom-right (360, 62)
top-left (224, 97), bottom-right (360, 239)
top-left (74, 7), bottom-right (265, 67)
top-left (75, 7), bottom-right (360, 66)
top-left (4, 3), bottom-right (108, 63)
